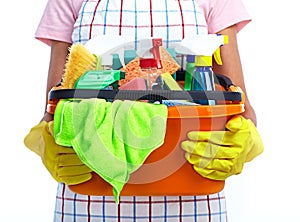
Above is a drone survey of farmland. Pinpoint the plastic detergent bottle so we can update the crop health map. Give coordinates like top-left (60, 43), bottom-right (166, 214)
top-left (139, 58), bottom-right (163, 90)
top-left (191, 55), bottom-right (215, 105)
top-left (184, 55), bottom-right (195, 90)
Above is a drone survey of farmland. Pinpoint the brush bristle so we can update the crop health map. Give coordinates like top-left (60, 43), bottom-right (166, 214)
top-left (61, 44), bottom-right (97, 88)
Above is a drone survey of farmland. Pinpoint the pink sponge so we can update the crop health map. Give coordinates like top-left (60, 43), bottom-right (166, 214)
top-left (119, 77), bottom-right (147, 90)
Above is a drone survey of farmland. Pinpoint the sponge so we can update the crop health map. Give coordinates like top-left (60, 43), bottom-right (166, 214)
top-left (119, 77), bottom-right (147, 90)
top-left (161, 73), bottom-right (183, 90)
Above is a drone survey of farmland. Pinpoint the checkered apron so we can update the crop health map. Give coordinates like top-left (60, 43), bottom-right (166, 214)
top-left (71, 0), bottom-right (208, 47)
top-left (54, 0), bottom-right (227, 221)
top-left (54, 183), bottom-right (227, 222)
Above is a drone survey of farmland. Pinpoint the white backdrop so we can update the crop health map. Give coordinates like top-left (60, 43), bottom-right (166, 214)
top-left (1, 0), bottom-right (300, 221)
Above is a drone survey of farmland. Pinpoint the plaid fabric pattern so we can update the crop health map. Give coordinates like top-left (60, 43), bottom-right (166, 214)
top-left (72, 0), bottom-right (208, 47)
top-left (54, 183), bottom-right (227, 221)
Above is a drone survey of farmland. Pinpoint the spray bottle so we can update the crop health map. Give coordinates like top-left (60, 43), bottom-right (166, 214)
top-left (191, 55), bottom-right (215, 105)
top-left (191, 43), bottom-right (227, 105)
top-left (74, 55), bottom-right (125, 90)
top-left (139, 58), bottom-right (163, 90)
top-left (184, 55), bottom-right (195, 90)
top-left (174, 34), bottom-right (228, 104)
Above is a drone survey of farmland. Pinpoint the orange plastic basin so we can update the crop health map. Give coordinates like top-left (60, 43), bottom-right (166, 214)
top-left (69, 104), bottom-right (244, 196)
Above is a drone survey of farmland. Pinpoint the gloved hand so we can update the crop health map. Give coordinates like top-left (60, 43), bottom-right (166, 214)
top-left (181, 115), bottom-right (264, 180)
top-left (24, 121), bottom-right (92, 185)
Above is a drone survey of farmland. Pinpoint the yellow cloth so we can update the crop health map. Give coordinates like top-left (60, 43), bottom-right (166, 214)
top-left (181, 115), bottom-right (264, 180)
top-left (24, 121), bottom-right (92, 185)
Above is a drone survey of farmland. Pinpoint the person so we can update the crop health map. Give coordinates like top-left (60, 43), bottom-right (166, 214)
top-left (24, 0), bottom-right (264, 221)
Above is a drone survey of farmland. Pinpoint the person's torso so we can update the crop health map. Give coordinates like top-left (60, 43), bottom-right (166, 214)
top-left (72, 0), bottom-right (208, 47)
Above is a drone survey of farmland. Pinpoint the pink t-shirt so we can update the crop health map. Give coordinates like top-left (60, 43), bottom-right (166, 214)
top-left (35, 0), bottom-right (251, 46)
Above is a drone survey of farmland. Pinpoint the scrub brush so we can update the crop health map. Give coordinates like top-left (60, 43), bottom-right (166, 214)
top-left (61, 43), bottom-right (98, 88)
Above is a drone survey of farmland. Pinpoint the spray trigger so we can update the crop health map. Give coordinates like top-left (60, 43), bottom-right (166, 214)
top-left (115, 47), bottom-right (126, 68)
top-left (213, 48), bottom-right (222, 65)
top-left (213, 35), bottom-right (228, 65)
top-left (151, 38), bottom-right (163, 69)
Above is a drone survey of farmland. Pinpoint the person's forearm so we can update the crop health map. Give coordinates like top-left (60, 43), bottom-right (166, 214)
top-left (213, 25), bottom-right (256, 124)
top-left (45, 41), bottom-right (70, 108)
top-left (42, 40), bottom-right (71, 122)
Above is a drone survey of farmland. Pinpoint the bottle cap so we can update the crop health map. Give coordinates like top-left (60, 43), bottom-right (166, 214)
top-left (186, 55), bottom-right (195, 63)
top-left (194, 55), bottom-right (212, 66)
top-left (139, 58), bottom-right (158, 68)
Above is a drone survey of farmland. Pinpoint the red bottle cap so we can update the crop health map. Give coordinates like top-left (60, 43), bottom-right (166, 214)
top-left (139, 58), bottom-right (158, 68)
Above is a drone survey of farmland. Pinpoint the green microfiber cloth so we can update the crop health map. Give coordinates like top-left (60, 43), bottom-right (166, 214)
top-left (53, 98), bottom-right (168, 203)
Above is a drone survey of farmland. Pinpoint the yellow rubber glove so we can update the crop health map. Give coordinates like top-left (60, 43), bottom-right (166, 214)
top-left (24, 121), bottom-right (92, 185)
top-left (181, 115), bottom-right (264, 180)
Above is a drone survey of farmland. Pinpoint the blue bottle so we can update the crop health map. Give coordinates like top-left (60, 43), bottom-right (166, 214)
top-left (191, 55), bottom-right (215, 105)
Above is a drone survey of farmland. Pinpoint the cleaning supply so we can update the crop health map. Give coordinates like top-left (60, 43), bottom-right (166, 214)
top-left (53, 98), bottom-right (168, 202)
top-left (160, 72), bottom-right (194, 105)
top-left (174, 34), bottom-right (228, 60)
top-left (159, 46), bottom-right (181, 76)
top-left (61, 43), bottom-right (97, 89)
top-left (181, 115), bottom-right (264, 180)
top-left (110, 50), bottom-right (137, 70)
top-left (191, 55), bottom-right (215, 105)
top-left (119, 77), bottom-right (147, 90)
top-left (24, 121), bottom-right (93, 185)
top-left (184, 55), bottom-right (195, 90)
top-left (150, 38), bottom-right (163, 69)
top-left (118, 57), bottom-right (141, 85)
top-left (174, 34), bottom-right (228, 94)
top-left (161, 72), bottom-right (183, 90)
top-left (97, 54), bottom-right (113, 70)
top-left (162, 100), bottom-right (199, 107)
top-left (46, 35), bottom-right (245, 197)
top-left (74, 70), bottom-right (125, 90)
top-left (48, 88), bottom-right (244, 196)
top-left (139, 58), bottom-right (163, 90)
